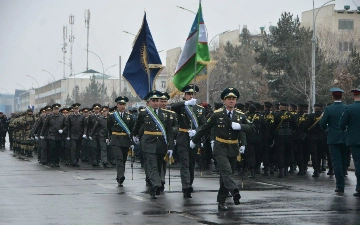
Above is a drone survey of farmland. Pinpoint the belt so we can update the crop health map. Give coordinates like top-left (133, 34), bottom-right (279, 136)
top-left (178, 128), bottom-right (188, 133)
top-left (112, 132), bottom-right (127, 136)
top-left (144, 131), bottom-right (163, 136)
top-left (215, 136), bottom-right (238, 144)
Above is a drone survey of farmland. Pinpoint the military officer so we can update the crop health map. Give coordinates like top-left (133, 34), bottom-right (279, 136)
top-left (339, 87), bottom-right (360, 197)
top-left (190, 87), bottom-right (256, 211)
top-left (40, 104), bottom-right (67, 167)
top-left (88, 103), bottom-right (102, 166)
top-left (107, 96), bottom-right (135, 186)
top-left (133, 90), bottom-right (175, 199)
top-left (319, 87), bottom-right (347, 193)
top-left (170, 84), bottom-right (206, 198)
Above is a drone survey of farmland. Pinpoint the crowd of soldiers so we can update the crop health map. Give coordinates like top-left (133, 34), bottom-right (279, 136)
top-left (1, 84), bottom-right (359, 211)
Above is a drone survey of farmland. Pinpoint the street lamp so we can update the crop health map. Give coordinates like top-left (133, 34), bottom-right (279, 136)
top-left (206, 30), bottom-right (230, 103)
top-left (16, 83), bottom-right (26, 90)
top-left (176, 6), bottom-right (196, 14)
top-left (311, 0), bottom-right (335, 111)
top-left (42, 69), bottom-right (57, 101)
top-left (26, 75), bottom-right (40, 108)
top-left (123, 30), bottom-right (136, 36)
top-left (85, 49), bottom-right (105, 104)
top-left (105, 64), bottom-right (117, 75)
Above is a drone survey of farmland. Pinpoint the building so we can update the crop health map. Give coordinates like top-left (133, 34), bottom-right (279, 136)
top-left (0, 93), bottom-right (15, 116)
top-left (301, 1), bottom-right (360, 62)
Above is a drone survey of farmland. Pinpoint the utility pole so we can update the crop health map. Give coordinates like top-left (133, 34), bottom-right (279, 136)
top-left (62, 26), bottom-right (68, 78)
top-left (69, 14), bottom-right (75, 77)
top-left (85, 9), bottom-right (90, 71)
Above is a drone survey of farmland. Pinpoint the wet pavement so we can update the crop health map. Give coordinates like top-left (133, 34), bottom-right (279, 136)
top-left (1, 145), bottom-right (360, 225)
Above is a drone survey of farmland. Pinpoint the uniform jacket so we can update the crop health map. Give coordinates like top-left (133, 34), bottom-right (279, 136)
top-left (245, 111), bottom-right (266, 144)
top-left (274, 110), bottom-right (297, 137)
top-left (67, 113), bottom-right (87, 139)
top-left (339, 101), bottom-right (360, 146)
top-left (40, 113), bottom-right (67, 140)
top-left (170, 102), bottom-right (205, 148)
top-left (293, 111), bottom-right (308, 141)
top-left (306, 111), bottom-right (325, 139)
top-left (133, 107), bottom-right (175, 154)
top-left (108, 111), bottom-right (135, 147)
top-left (87, 114), bottom-right (101, 138)
top-left (90, 115), bottom-right (109, 140)
top-left (319, 102), bottom-right (347, 145)
top-left (192, 108), bottom-right (256, 157)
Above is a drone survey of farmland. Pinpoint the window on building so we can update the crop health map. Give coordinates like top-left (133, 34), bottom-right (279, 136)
top-left (161, 81), bottom-right (166, 88)
top-left (339, 41), bottom-right (353, 51)
top-left (338, 19), bottom-right (354, 30)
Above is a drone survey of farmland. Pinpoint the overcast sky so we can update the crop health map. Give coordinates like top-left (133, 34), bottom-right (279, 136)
top-left (0, 0), bottom-right (356, 94)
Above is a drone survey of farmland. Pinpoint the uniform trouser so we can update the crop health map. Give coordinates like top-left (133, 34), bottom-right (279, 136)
top-left (329, 144), bottom-right (348, 190)
top-left (9, 132), bottom-right (13, 147)
top-left (63, 140), bottom-right (71, 163)
top-left (107, 145), bottom-right (115, 163)
top-left (245, 143), bottom-right (256, 168)
top-left (48, 140), bottom-right (61, 164)
top-left (293, 140), bottom-right (304, 169)
top-left (262, 139), bottom-right (270, 168)
top-left (178, 145), bottom-right (196, 189)
top-left (0, 133), bottom-right (5, 146)
top-left (215, 155), bottom-right (238, 203)
top-left (112, 146), bottom-right (128, 179)
top-left (303, 138), bottom-right (310, 166)
top-left (350, 145), bottom-right (360, 192)
top-left (143, 152), bottom-right (163, 193)
top-left (81, 139), bottom-right (90, 161)
top-left (40, 139), bottom-right (49, 163)
top-left (91, 138), bottom-right (101, 164)
top-left (275, 136), bottom-right (293, 169)
top-left (71, 139), bottom-right (82, 164)
top-left (308, 137), bottom-right (325, 171)
top-left (37, 139), bottom-right (42, 160)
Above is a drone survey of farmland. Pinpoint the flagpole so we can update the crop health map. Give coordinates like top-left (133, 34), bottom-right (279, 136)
top-left (193, 0), bottom-right (201, 99)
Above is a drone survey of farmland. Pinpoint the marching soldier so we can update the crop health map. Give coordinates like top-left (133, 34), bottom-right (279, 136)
top-left (107, 96), bottom-right (135, 186)
top-left (0, 111), bottom-right (7, 148)
top-left (190, 87), bottom-right (256, 211)
top-left (320, 87), bottom-right (348, 193)
top-left (170, 84), bottom-right (206, 198)
top-left (19, 108), bottom-right (36, 157)
top-left (273, 102), bottom-right (297, 178)
top-left (88, 104), bottom-right (102, 167)
top-left (133, 90), bottom-right (175, 199)
top-left (40, 104), bottom-right (67, 167)
top-left (67, 103), bottom-right (87, 167)
top-left (292, 103), bottom-right (308, 175)
top-left (80, 108), bottom-right (91, 163)
top-left (339, 87), bottom-right (360, 197)
top-left (261, 101), bottom-right (275, 175)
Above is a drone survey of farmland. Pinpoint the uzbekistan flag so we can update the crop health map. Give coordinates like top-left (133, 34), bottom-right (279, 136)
top-left (173, 2), bottom-right (210, 91)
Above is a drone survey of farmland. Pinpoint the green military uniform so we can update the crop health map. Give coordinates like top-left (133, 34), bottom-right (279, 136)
top-left (339, 87), bottom-right (360, 196)
top-left (171, 84), bottom-right (206, 198)
top-left (191, 87), bottom-right (256, 211)
top-left (320, 87), bottom-right (347, 192)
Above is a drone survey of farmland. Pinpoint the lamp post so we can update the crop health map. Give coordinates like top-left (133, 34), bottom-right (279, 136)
top-left (311, 0), bottom-right (335, 111)
top-left (206, 30), bottom-right (230, 103)
top-left (176, 6), bottom-right (196, 14)
top-left (26, 75), bottom-right (39, 108)
top-left (86, 50), bottom-right (105, 104)
top-left (122, 30), bottom-right (136, 36)
top-left (16, 83), bottom-right (26, 90)
top-left (41, 69), bottom-right (57, 101)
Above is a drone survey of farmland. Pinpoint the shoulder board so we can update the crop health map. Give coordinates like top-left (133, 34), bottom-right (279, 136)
top-left (235, 109), bottom-right (245, 115)
top-left (140, 109), bottom-right (146, 112)
top-left (214, 109), bottom-right (223, 113)
top-left (162, 109), bottom-right (173, 113)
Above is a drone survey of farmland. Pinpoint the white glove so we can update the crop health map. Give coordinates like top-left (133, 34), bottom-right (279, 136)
top-left (189, 140), bottom-right (196, 149)
top-left (231, 122), bottom-right (241, 130)
top-left (30, 137), bottom-right (34, 140)
top-left (133, 136), bottom-right (139, 145)
top-left (40, 136), bottom-right (44, 139)
top-left (106, 139), bottom-right (109, 144)
top-left (58, 129), bottom-right (63, 134)
top-left (239, 145), bottom-right (246, 154)
top-left (188, 129), bottom-right (196, 137)
top-left (89, 136), bottom-right (93, 140)
top-left (174, 140), bottom-right (177, 145)
top-left (211, 140), bottom-right (214, 151)
top-left (82, 134), bottom-right (87, 139)
top-left (184, 98), bottom-right (197, 106)
top-left (167, 149), bottom-right (173, 158)
top-left (130, 145), bottom-right (134, 150)
top-left (66, 137), bottom-right (70, 141)
top-left (35, 136), bottom-right (39, 140)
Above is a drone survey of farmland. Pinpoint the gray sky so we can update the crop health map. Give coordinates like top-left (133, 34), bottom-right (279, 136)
top-left (0, 0), bottom-right (355, 94)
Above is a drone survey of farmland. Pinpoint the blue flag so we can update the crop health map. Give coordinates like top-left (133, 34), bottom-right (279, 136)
top-left (123, 13), bottom-right (163, 100)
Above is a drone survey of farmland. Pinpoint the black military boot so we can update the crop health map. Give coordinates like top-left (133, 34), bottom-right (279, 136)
top-left (284, 168), bottom-right (288, 176)
top-left (255, 166), bottom-right (261, 174)
top-left (289, 164), bottom-right (295, 173)
top-left (277, 168), bottom-right (284, 178)
top-left (321, 159), bottom-right (327, 171)
top-left (297, 167), bottom-right (305, 175)
top-left (270, 166), bottom-right (275, 175)
top-left (312, 169), bottom-right (319, 177)
top-left (248, 169), bottom-right (255, 179)
top-left (218, 202), bottom-right (227, 211)
top-left (263, 167), bottom-right (269, 176)
top-left (183, 187), bottom-right (193, 198)
top-left (327, 167), bottom-right (334, 175)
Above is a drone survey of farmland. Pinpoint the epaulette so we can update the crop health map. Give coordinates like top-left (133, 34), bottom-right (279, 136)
top-left (140, 109), bottom-right (146, 111)
top-left (235, 109), bottom-right (245, 115)
top-left (162, 109), bottom-right (175, 114)
top-left (214, 108), bottom-right (223, 113)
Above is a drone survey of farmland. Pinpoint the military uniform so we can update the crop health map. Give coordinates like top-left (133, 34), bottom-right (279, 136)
top-left (292, 104), bottom-right (308, 175)
top-left (88, 104), bottom-right (102, 166)
top-left (133, 90), bottom-right (175, 199)
top-left (319, 88), bottom-right (347, 192)
top-left (261, 102), bottom-right (275, 175)
top-left (108, 96), bottom-right (135, 186)
top-left (171, 84), bottom-right (205, 197)
top-left (191, 87), bottom-right (256, 211)
top-left (339, 88), bottom-right (360, 196)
